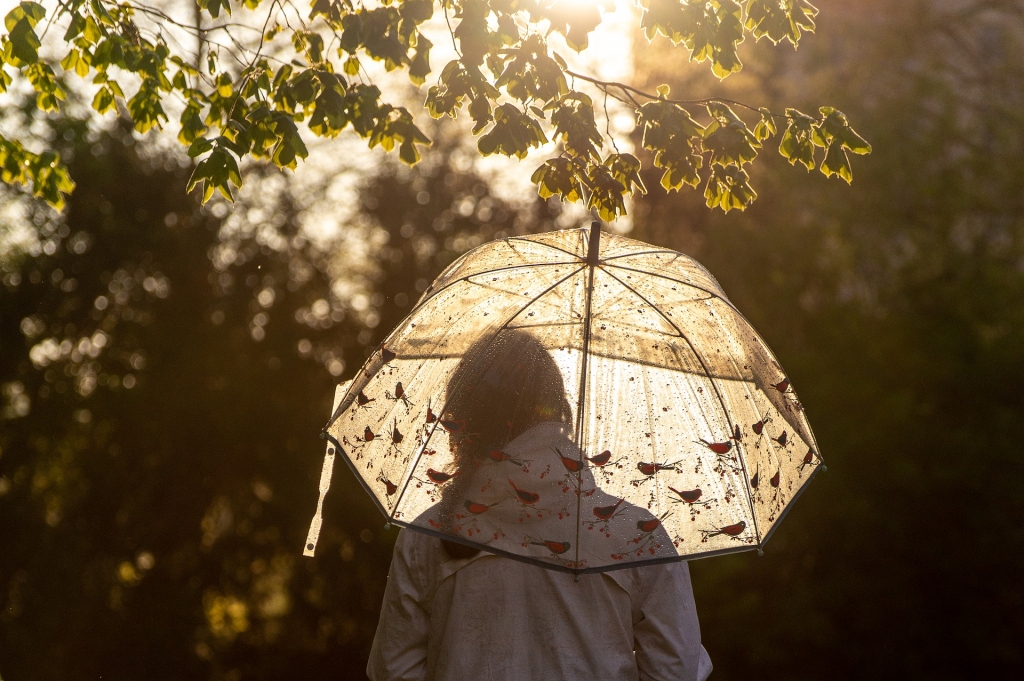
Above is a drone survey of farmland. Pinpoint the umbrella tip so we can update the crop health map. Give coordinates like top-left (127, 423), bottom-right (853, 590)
top-left (757, 548), bottom-right (764, 556)
top-left (319, 431), bottom-right (326, 440)
top-left (574, 573), bottom-right (580, 583)
top-left (587, 221), bottom-right (601, 266)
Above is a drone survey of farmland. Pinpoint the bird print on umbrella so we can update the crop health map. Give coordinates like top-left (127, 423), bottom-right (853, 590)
top-left (528, 539), bottom-right (572, 555)
top-left (509, 479), bottom-right (540, 505)
top-left (632, 460), bottom-right (681, 485)
top-left (668, 485), bottom-right (714, 520)
top-left (798, 448), bottom-right (818, 474)
top-left (304, 222), bottom-right (824, 573)
top-left (555, 447), bottom-right (584, 473)
top-left (489, 448), bottom-right (529, 466)
top-left (700, 520), bottom-right (749, 542)
top-left (387, 381), bottom-right (414, 410)
top-left (584, 499), bottom-right (626, 531)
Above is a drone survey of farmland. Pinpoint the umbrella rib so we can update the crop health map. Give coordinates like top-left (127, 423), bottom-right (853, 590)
top-left (603, 263), bottom-right (731, 306)
top-left (571, 258), bottom-right (598, 573)
top-left (505, 232), bottom-right (587, 260)
top-left (598, 249), bottom-right (678, 263)
top-left (410, 261), bottom-right (575, 313)
top-left (609, 264), bottom-right (821, 459)
top-left (600, 268), bottom-right (763, 544)
top-left (389, 265), bottom-right (587, 518)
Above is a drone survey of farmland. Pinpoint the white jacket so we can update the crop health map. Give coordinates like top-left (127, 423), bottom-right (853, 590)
top-left (368, 528), bottom-right (713, 681)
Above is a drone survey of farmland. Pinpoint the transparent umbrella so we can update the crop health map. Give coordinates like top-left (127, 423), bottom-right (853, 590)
top-left (304, 222), bottom-right (823, 574)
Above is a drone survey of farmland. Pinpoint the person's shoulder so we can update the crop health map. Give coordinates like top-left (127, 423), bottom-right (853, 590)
top-left (627, 559), bottom-right (692, 596)
top-left (394, 527), bottom-right (442, 560)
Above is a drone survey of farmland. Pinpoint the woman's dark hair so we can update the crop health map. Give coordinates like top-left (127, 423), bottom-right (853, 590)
top-left (437, 329), bottom-right (573, 559)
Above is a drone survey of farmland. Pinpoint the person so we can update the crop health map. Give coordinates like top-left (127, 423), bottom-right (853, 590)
top-left (367, 330), bottom-right (713, 681)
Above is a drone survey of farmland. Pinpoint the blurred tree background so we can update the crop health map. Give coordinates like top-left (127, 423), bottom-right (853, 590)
top-left (2, 0), bottom-right (1023, 679)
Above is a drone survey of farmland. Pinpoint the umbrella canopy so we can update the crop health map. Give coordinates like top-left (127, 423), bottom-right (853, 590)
top-left (305, 223), bottom-right (822, 574)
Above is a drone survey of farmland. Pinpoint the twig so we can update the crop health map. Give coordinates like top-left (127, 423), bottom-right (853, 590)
top-left (565, 69), bottom-right (792, 119)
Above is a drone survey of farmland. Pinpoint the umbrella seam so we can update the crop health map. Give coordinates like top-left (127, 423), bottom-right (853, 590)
top-left (408, 261), bottom-right (578, 315)
top-left (571, 245), bottom-right (598, 572)
top-left (601, 267), bottom-right (763, 545)
top-left (606, 263), bottom-right (822, 462)
top-left (598, 249), bottom-right (679, 263)
top-left (383, 514), bottom-right (767, 574)
top-left (506, 229), bottom-right (589, 260)
top-left (603, 263), bottom-right (731, 306)
top-left (389, 265), bottom-right (587, 519)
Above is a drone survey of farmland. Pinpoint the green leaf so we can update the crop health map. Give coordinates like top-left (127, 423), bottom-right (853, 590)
top-left (820, 139), bottom-right (853, 183)
top-left (745, 0), bottom-right (818, 46)
top-left (82, 16), bottom-right (102, 44)
top-left (704, 102), bottom-right (759, 167)
top-left (4, 2), bottom-right (45, 32)
top-left (778, 108), bottom-right (816, 171)
top-left (549, 92), bottom-right (602, 161)
top-left (63, 13), bottom-right (85, 41)
top-left (606, 152), bottom-right (647, 195)
top-left (704, 165), bottom-right (757, 212)
top-left (188, 145), bottom-right (242, 202)
top-left (92, 85), bottom-right (116, 114)
top-left (179, 102), bottom-right (209, 145)
top-left (198, 0), bottom-right (232, 20)
top-left (753, 107), bottom-right (777, 142)
top-left (531, 157), bottom-right (585, 203)
top-left (478, 103), bottom-right (546, 159)
top-left (187, 136), bottom-right (214, 158)
top-left (587, 163), bottom-right (628, 221)
top-left (5, 13), bottom-right (42, 65)
top-left (59, 48), bottom-right (79, 72)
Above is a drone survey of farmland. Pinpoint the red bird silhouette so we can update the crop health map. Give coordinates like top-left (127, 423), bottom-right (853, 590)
top-left (636, 461), bottom-right (676, 476)
top-left (770, 470), bottom-right (780, 488)
top-left (389, 422), bottom-right (403, 444)
top-left (752, 415), bottom-right (771, 435)
top-left (703, 520), bottom-right (747, 539)
top-left (592, 499), bottom-right (624, 520)
top-left (440, 419), bottom-right (466, 433)
top-left (379, 477), bottom-right (398, 495)
top-left (509, 479), bottom-right (540, 504)
top-left (698, 439), bottom-right (732, 455)
top-left (587, 450), bottom-right (612, 466)
top-left (774, 378), bottom-right (790, 393)
top-left (730, 424), bottom-right (743, 441)
top-left (531, 540), bottom-right (570, 554)
top-left (750, 467), bottom-right (760, 489)
top-left (637, 518), bottom-right (662, 532)
top-left (555, 447), bottom-right (581, 472)
top-left (488, 449), bottom-right (524, 465)
top-left (668, 486), bottom-right (703, 504)
top-left (363, 426), bottom-right (375, 442)
top-left (798, 448), bottom-right (817, 471)
top-left (394, 382), bottom-right (405, 398)
top-left (426, 468), bottom-right (458, 484)
top-left (425, 405), bottom-right (437, 423)
top-left (771, 430), bottom-right (788, 447)
top-left (380, 347), bottom-right (397, 363)
top-left (356, 390), bottom-right (373, 406)
top-left (464, 500), bottom-right (496, 514)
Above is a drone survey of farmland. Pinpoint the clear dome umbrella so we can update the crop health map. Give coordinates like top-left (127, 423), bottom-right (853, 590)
top-left (304, 222), bottom-right (823, 574)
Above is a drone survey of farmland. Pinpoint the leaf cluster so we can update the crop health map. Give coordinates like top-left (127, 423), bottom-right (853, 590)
top-left (0, 0), bottom-right (869, 219)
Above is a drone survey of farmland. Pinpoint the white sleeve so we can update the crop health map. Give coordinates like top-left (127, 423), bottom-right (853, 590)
top-left (366, 530), bottom-right (431, 681)
top-left (633, 562), bottom-right (713, 681)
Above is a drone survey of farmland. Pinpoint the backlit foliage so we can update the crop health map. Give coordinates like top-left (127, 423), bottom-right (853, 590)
top-left (0, 0), bottom-right (869, 217)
